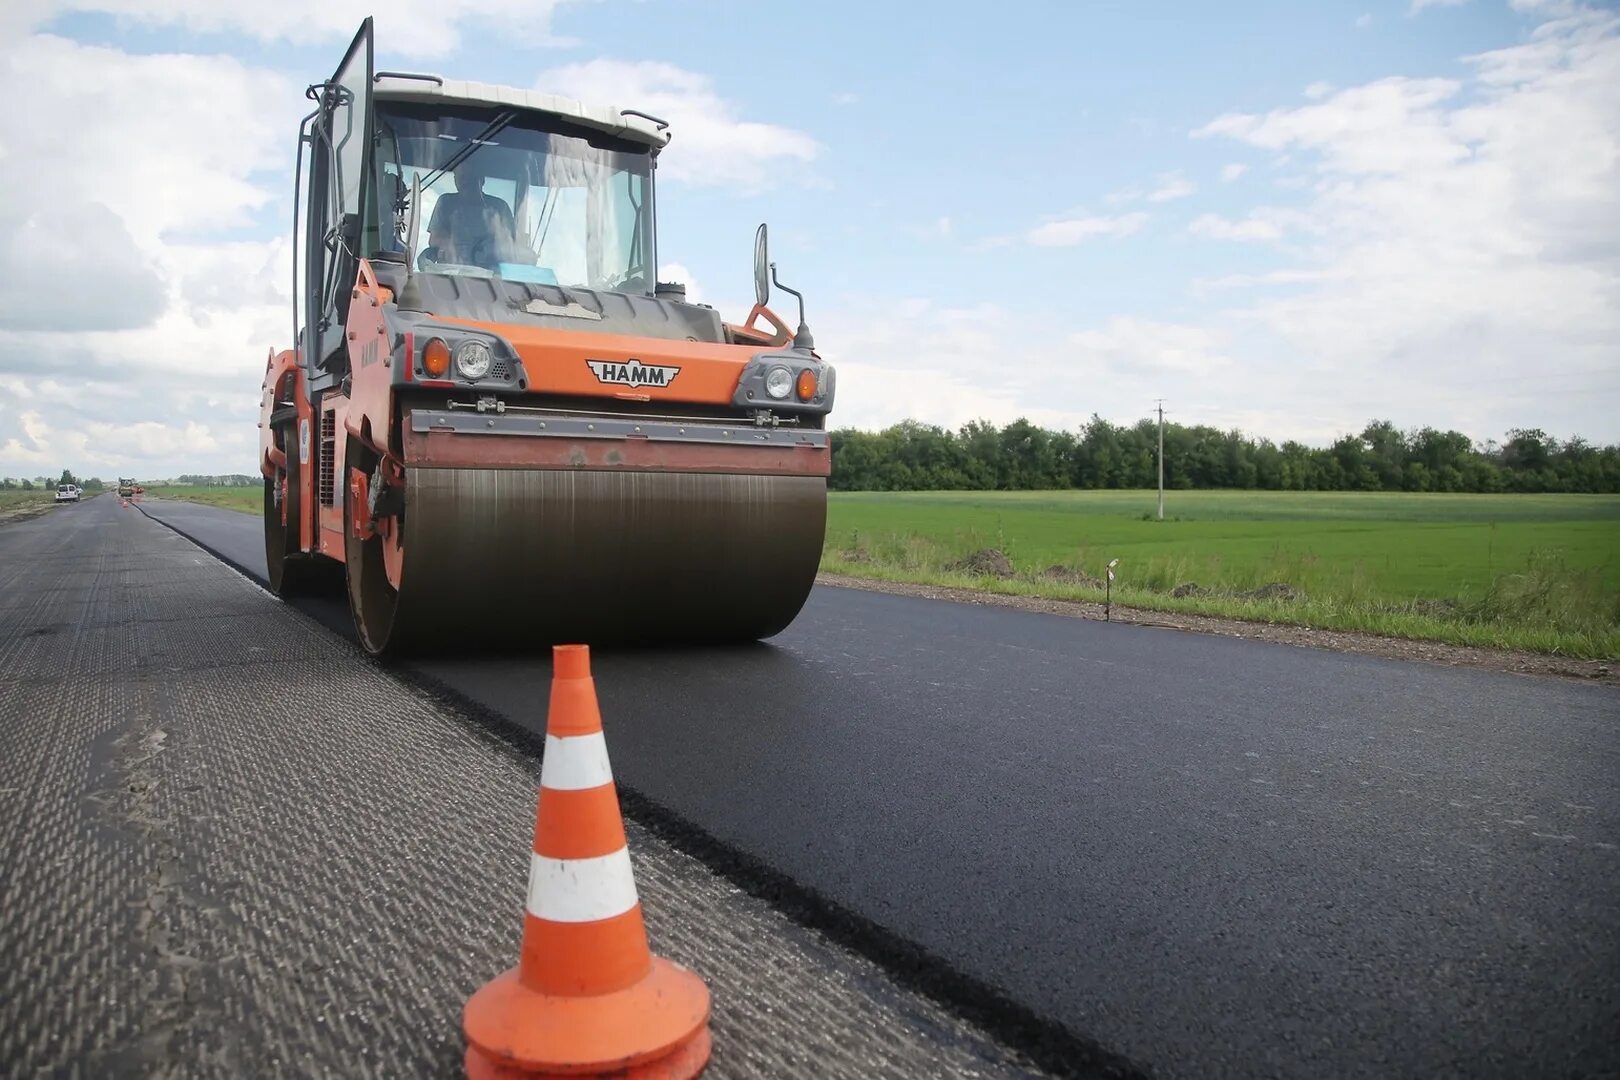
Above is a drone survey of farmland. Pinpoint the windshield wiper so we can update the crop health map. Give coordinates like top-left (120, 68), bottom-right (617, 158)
top-left (418, 110), bottom-right (517, 193)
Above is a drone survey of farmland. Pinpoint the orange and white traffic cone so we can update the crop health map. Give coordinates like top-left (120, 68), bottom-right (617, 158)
top-left (464, 644), bottom-right (711, 1079)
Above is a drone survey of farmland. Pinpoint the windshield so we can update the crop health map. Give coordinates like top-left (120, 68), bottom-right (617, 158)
top-left (374, 102), bottom-right (655, 294)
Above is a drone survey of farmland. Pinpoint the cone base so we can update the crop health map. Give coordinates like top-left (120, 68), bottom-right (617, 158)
top-left (464, 958), bottom-right (711, 1078)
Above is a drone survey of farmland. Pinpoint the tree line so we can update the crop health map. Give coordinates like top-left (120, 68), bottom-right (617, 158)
top-left (828, 418), bottom-right (1620, 494)
top-left (0, 473), bottom-right (258, 490)
top-left (2, 472), bottom-right (104, 492)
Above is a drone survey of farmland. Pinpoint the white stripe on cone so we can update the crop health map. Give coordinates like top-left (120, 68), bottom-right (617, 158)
top-left (527, 849), bottom-right (640, 923)
top-left (541, 732), bottom-right (614, 791)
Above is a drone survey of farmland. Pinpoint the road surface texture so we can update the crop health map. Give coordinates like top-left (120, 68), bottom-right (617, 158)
top-left (134, 495), bottom-right (1620, 1079)
top-left (0, 495), bottom-right (1049, 1078)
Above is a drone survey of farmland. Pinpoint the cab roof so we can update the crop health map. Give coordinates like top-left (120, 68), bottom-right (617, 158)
top-left (372, 74), bottom-right (672, 151)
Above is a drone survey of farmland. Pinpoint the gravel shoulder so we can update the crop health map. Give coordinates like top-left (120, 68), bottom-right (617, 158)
top-left (817, 571), bottom-right (1619, 687)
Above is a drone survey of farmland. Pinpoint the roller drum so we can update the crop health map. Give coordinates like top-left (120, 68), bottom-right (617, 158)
top-left (350, 466), bottom-right (826, 653)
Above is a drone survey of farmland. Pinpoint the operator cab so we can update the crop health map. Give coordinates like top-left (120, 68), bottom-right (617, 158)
top-left (377, 99), bottom-right (655, 292)
top-left (295, 19), bottom-right (678, 386)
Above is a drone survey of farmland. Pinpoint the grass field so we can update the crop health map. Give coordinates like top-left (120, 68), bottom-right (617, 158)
top-left (147, 482), bottom-right (1620, 658)
top-left (0, 490), bottom-right (58, 524)
top-left (143, 485), bottom-right (260, 513)
top-left (824, 490), bottom-right (1620, 659)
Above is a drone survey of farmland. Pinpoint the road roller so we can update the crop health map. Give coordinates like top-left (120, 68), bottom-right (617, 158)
top-left (259, 20), bottom-right (834, 654)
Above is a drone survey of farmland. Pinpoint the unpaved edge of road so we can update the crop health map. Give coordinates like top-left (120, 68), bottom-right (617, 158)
top-left (816, 572), bottom-right (1619, 688)
top-left (0, 501), bottom-right (58, 525)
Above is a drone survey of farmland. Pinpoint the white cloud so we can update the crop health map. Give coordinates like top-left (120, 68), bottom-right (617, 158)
top-left (1195, 76), bottom-right (1468, 175)
top-left (816, 301), bottom-right (1082, 432)
top-left (1025, 212), bottom-right (1149, 246)
top-left (1068, 317), bottom-right (1230, 374)
top-left (0, 404), bottom-right (239, 475)
top-left (1191, 4), bottom-right (1620, 438)
top-left (1145, 171), bottom-right (1197, 202)
top-left (1192, 268), bottom-right (1342, 294)
top-left (1, 35), bottom-right (293, 243)
top-left (0, 31), bottom-right (294, 475)
top-left (1220, 163), bottom-right (1249, 182)
top-left (9, 0), bottom-right (582, 57)
top-left (1355, 13), bottom-right (1374, 29)
top-left (1409, 0), bottom-right (1470, 13)
top-left (1188, 210), bottom-right (1303, 242)
top-left (0, 200), bottom-right (166, 331)
top-left (1106, 171), bottom-right (1196, 204)
top-left (535, 60), bottom-right (820, 191)
top-left (833, 92), bottom-right (860, 106)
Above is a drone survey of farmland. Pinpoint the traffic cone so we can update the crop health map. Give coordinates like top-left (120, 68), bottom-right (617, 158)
top-left (464, 644), bottom-right (711, 1079)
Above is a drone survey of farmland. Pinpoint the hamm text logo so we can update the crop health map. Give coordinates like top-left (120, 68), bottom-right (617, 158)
top-left (587, 359), bottom-right (680, 388)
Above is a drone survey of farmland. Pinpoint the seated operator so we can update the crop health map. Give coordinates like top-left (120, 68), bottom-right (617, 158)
top-left (425, 158), bottom-right (516, 270)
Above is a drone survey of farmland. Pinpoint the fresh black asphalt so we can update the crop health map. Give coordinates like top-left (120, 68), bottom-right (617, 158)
top-left (139, 497), bottom-right (1620, 1079)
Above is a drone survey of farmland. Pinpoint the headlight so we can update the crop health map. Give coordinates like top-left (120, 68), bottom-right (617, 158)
top-left (764, 365), bottom-right (793, 400)
top-left (455, 340), bottom-right (493, 380)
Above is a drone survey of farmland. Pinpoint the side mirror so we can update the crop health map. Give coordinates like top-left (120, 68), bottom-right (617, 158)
top-left (753, 223), bottom-right (770, 307)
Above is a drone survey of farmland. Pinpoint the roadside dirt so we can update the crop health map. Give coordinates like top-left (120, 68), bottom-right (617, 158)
top-left (816, 572), bottom-right (1618, 687)
top-left (0, 501), bottom-right (56, 525)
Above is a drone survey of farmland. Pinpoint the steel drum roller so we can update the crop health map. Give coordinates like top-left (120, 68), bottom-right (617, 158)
top-left (347, 466), bottom-right (827, 653)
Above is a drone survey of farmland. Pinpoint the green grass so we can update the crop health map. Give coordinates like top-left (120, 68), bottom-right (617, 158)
top-left (0, 489), bottom-right (53, 508)
top-left (0, 489), bottom-right (56, 520)
top-left (824, 490), bottom-right (1620, 659)
top-left (145, 484), bottom-right (261, 513)
top-left (149, 481), bottom-right (1620, 658)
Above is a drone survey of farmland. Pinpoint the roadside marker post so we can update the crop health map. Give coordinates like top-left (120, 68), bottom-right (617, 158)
top-left (1105, 559), bottom-right (1119, 621)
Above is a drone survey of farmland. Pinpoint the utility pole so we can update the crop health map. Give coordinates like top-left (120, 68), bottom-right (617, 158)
top-left (1155, 399), bottom-right (1166, 521)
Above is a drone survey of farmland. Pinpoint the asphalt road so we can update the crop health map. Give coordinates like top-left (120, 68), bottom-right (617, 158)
top-left (140, 497), bottom-right (1620, 1079)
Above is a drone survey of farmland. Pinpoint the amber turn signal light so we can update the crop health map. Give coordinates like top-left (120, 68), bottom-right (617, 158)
top-left (795, 368), bottom-right (818, 402)
top-left (423, 338), bottom-right (450, 378)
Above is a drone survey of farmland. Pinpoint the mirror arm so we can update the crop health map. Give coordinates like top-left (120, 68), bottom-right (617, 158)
top-left (770, 263), bottom-right (814, 352)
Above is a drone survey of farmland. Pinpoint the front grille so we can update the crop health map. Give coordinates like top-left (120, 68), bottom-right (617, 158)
top-left (318, 412), bottom-right (337, 506)
top-left (490, 358), bottom-right (512, 381)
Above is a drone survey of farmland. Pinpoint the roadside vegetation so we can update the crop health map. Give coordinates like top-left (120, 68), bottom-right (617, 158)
top-left (0, 489), bottom-right (57, 524)
top-left (144, 484), bottom-right (261, 513)
top-left (824, 490), bottom-right (1620, 659)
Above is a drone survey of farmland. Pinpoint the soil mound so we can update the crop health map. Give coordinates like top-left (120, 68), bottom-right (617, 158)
top-left (947, 548), bottom-right (1016, 579)
top-left (1240, 582), bottom-right (1300, 602)
top-left (1040, 565), bottom-right (1104, 588)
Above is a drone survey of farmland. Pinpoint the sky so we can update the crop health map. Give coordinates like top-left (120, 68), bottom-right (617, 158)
top-left (1, 0), bottom-right (1616, 478)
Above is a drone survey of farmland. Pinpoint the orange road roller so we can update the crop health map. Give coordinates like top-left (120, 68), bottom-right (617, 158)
top-left (260, 20), bottom-right (834, 654)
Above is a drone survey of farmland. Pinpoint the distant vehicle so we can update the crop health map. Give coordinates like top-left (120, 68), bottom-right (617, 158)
top-left (54, 484), bottom-right (80, 503)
